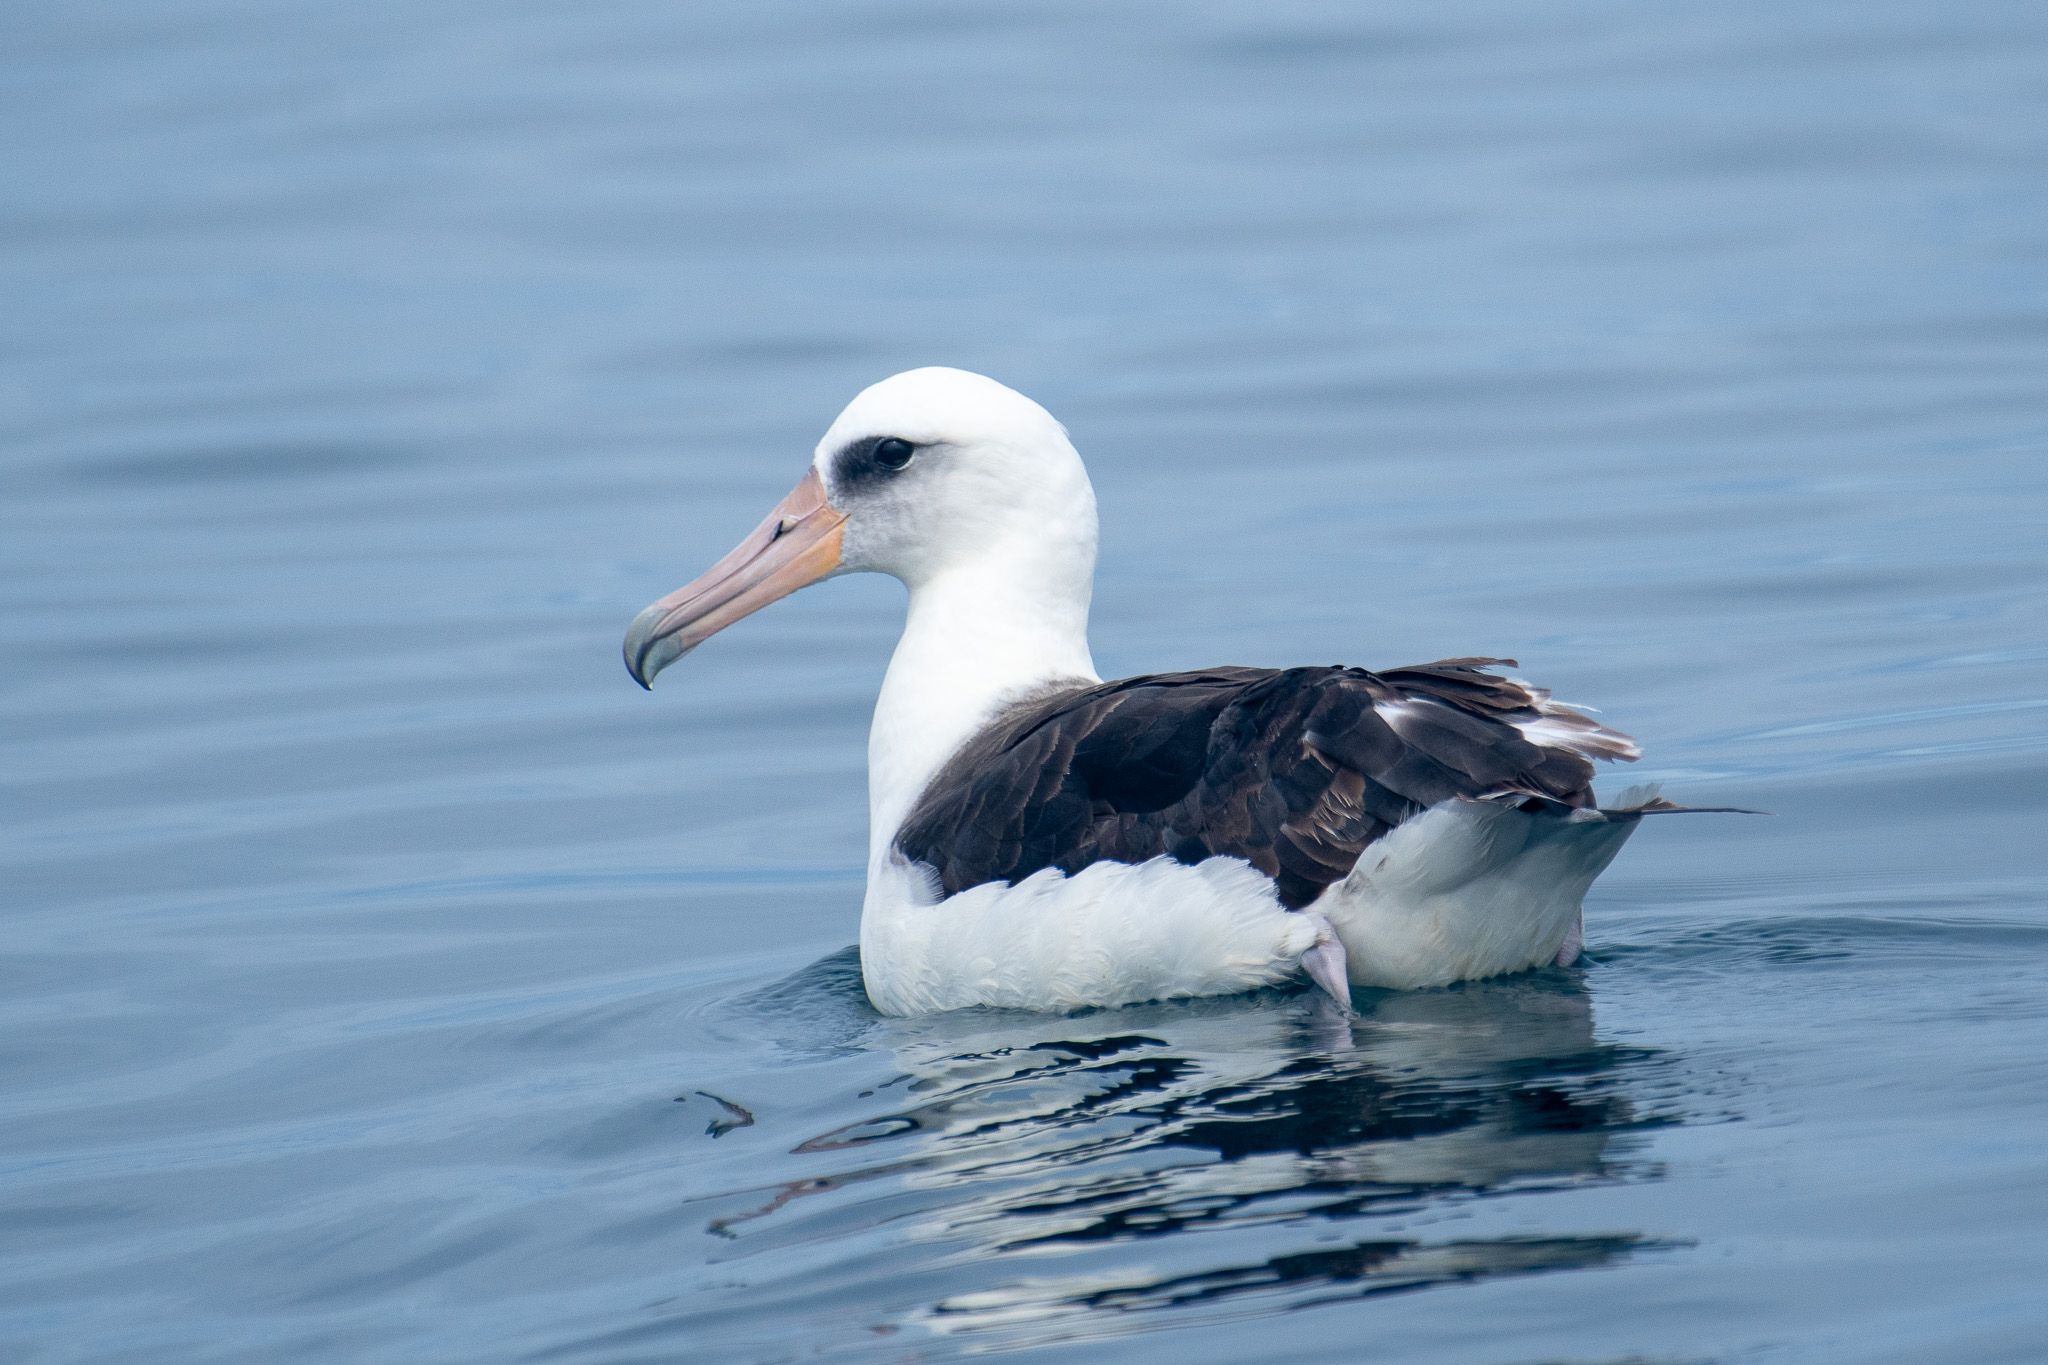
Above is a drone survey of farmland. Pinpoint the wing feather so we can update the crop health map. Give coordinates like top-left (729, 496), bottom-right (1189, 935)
top-left (893, 659), bottom-right (1639, 908)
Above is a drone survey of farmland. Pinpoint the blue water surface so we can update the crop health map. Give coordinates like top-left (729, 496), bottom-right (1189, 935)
top-left (5, 2), bottom-right (2048, 1361)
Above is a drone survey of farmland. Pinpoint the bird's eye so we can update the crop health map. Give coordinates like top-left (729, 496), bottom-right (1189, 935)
top-left (874, 437), bottom-right (915, 471)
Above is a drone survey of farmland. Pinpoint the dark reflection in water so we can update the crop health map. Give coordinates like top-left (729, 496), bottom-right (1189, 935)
top-left (694, 958), bottom-right (1678, 1343)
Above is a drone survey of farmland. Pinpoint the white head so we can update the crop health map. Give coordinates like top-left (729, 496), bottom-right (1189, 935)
top-left (624, 368), bottom-right (1099, 687)
top-left (819, 368), bottom-right (1096, 588)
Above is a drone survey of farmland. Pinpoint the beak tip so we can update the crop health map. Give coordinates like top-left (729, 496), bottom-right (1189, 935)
top-left (622, 611), bottom-right (665, 690)
top-left (622, 646), bottom-right (661, 691)
top-left (623, 605), bottom-right (691, 690)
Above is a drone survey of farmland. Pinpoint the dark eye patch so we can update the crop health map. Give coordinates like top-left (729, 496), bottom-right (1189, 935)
top-left (830, 435), bottom-right (921, 494)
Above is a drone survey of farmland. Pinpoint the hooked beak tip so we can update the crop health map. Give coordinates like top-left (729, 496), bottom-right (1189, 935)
top-left (623, 644), bottom-right (654, 690)
top-left (622, 602), bottom-right (683, 689)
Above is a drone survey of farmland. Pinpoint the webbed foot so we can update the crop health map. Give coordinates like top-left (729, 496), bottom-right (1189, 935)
top-left (1300, 913), bottom-right (1353, 1012)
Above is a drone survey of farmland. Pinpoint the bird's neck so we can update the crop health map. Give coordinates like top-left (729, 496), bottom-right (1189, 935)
top-left (866, 551), bottom-right (1098, 865)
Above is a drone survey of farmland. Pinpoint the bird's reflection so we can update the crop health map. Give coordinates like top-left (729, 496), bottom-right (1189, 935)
top-left (705, 955), bottom-right (1675, 1342)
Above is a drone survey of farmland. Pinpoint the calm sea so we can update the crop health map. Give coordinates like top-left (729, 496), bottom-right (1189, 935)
top-left (5, 2), bottom-right (2047, 1360)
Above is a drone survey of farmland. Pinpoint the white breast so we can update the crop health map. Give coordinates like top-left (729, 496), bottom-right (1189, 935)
top-left (858, 851), bottom-right (1320, 1016)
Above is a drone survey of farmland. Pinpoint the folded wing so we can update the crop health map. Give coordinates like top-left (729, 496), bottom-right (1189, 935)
top-left (892, 658), bottom-right (1642, 908)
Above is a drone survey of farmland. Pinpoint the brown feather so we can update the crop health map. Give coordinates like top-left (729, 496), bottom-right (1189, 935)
top-left (893, 660), bottom-right (1640, 910)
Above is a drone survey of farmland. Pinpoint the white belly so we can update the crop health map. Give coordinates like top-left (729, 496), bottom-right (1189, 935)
top-left (858, 800), bottom-right (1641, 1014)
top-left (858, 851), bottom-right (1318, 1016)
top-left (1313, 800), bottom-right (1639, 989)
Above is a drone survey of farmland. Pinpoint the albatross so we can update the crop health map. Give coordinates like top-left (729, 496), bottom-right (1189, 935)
top-left (624, 367), bottom-right (1725, 1015)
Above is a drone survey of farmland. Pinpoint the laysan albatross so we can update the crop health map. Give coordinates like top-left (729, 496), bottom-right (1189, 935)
top-left (624, 367), bottom-right (1722, 1016)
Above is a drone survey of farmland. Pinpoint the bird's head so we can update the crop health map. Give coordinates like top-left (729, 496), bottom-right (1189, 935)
top-left (623, 367), bottom-right (1096, 688)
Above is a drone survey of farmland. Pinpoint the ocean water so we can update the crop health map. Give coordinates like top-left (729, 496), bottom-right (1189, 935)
top-left (5, 2), bottom-right (2048, 1361)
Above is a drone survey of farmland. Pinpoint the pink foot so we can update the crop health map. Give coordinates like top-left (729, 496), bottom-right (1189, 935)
top-left (1554, 912), bottom-right (1584, 968)
top-left (1300, 914), bottom-right (1353, 1011)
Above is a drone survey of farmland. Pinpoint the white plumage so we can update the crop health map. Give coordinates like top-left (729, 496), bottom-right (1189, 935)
top-left (625, 367), bottom-right (1703, 1016)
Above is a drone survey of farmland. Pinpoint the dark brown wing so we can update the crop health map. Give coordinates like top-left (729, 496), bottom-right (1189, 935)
top-left (892, 659), bottom-right (1640, 908)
